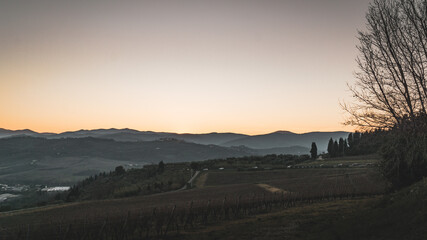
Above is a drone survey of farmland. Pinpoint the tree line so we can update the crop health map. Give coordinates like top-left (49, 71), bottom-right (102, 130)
top-left (326, 129), bottom-right (387, 158)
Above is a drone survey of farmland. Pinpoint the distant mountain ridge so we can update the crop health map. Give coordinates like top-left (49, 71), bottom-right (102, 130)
top-left (221, 131), bottom-right (350, 151)
top-left (0, 128), bottom-right (349, 151)
top-left (0, 128), bottom-right (40, 138)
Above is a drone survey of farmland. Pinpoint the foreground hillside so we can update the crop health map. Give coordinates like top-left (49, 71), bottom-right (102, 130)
top-left (0, 156), bottom-right (391, 239)
top-left (178, 178), bottom-right (427, 240)
top-left (4, 155), bottom-right (423, 240)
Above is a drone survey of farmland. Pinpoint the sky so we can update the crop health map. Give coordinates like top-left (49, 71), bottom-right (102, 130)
top-left (0, 0), bottom-right (372, 135)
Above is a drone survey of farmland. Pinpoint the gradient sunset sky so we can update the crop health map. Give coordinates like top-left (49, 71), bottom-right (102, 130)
top-left (0, 0), bottom-right (372, 134)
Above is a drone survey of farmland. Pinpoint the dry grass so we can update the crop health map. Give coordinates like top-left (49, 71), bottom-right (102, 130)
top-left (194, 172), bottom-right (208, 188)
top-left (169, 197), bottom-right (378, 240)
top-left (0, 165), bottom-right (390, 239)
top-left (0, 182), bottom-right (269, 229)
top-left (256, 184), bottom-right (289, 194)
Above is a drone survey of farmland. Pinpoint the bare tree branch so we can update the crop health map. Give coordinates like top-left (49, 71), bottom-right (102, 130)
top-left (344, 0), bottom-right (427, 130)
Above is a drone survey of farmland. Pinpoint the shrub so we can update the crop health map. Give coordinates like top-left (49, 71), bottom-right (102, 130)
top-left (380, 115), bottom-right (427, 189)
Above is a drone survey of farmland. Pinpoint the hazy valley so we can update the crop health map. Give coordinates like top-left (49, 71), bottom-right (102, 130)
top-left (0, 128), bottom-right (348, 185)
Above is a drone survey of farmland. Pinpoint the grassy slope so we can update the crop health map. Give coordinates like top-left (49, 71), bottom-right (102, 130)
top-left (175, 178), bottom-right (427, 240)
top-left (0, 183), bottom-right (268, 228)
top-left (297, 154), bottom-right (381, 166)
top-left (69, 163), bottom-right (190, 200)
top-left (204, 168), bottom-right (381, 186)
top-left (172, 198), bottom-right (376, 240)
top-left (319, 178), bottom-right (427, 240)
top-left (0, 166), bottom-right (380, 228)
top-left (2, 155), bottom-right (425, 239)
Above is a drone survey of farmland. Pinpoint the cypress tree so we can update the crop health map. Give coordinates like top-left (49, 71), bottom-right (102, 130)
top-left (327, 138), bottom-right (334, 157)
top-left (338, 138), bottom-right (345, 156)
top-left (158, 161), bottom-right (165, 173)
top-left (310, 142), bottom-right (318, 159)
top-left (333, 141), bottom-right (339, 157)
top-left (343, 139), bottom-right (349, 155)
top-left (353, 132), bottom-right (361, 144)
top-left (347, 132), bottom-right (354, 148)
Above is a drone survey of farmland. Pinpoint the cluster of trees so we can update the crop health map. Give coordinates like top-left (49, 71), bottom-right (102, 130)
top-left (327, 138), bottom-right (349, 157)
top-left (345, 0), bottom-right (427, 188)
top-left (347, 130), bottom-right (387, 156)
top-left (326, 130), bottom-right (387, 158)
top-left (66, 161), bottom-right (185, 201)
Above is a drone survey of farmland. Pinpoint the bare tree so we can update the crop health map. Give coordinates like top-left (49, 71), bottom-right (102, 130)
top-left (344, 0), bottom-right (427, 130)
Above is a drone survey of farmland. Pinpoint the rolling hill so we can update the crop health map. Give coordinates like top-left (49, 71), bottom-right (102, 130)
top-left (0, 136), bottom-right (308, 185)
top-left (0, 128), bottom-right (349, 184)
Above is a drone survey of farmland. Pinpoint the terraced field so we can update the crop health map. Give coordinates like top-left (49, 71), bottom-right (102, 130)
top-left (0, 164), bottom-right (388, 239)
top-left (204, 168), bottom-right (386, 196)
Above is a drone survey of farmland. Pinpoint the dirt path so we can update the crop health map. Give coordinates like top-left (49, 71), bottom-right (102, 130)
top-left (256, 183), bottom-right (289, 194)
top-left (194, 172), bottom-right (208, 188)
top-left (177, 170), bottom-right (201, 190)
